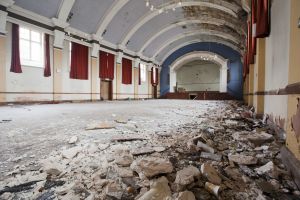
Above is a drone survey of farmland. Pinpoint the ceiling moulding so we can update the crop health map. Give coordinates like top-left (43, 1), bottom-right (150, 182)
top-left (95, 0), bottom-right (129, 38)
top-left (119, 0), bottom-right (241, 47)
top-left (5, 5), bottom-right (156, 64)
top-left (0, 0), bottom-right (14, 7)
top-left (151, 31), bottom-right (240, 59)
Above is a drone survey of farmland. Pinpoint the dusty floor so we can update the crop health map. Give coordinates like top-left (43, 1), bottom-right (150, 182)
top-left (0, 100), bottom-right (299, 200)
top-left (0, 100), bottom-right (209, 179)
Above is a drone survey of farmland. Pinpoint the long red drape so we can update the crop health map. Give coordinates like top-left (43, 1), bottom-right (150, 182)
top-left (10, 23), bottom-right (22, 73)
top-left (99, 51), bottom-right (114, 80)
top-left (44, 34), bottom-right (51, 77)
top-left (122, 58), bottom-right (132, 84)
top-left (248, 21), bottom-right (255, 65)
top-left (256, 0), bottom-right (270, 38)
top-left (138, 63), bottom-right (141, 85)
top-left (70, 42), bottom-right (89, 80)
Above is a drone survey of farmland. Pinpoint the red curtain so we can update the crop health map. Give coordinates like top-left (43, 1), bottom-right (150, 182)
top-left (70, 42), bottom-right (89, 80)
top-left (10, 23), bottom-right (22, 73)
top-left (122, 58), bottom-right (132, 84)
top-left (138, 63), bottom-right (141, 85)
top-left (247, 21), bottom-right (255, 65)
top-left (256, 0), bottom-right (270, 38)
top-left (44, 34), bottom-right (51, 77)
top-left (156, 67), bottom-right (159, 85)
top-left (151, 67), bottom-right (154, 85)
top-left (99, 51), bottom-right (114, 80)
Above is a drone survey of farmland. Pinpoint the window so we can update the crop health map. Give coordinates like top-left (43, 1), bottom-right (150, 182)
top-left (140, 63), bottom-right (147, 83)
top-left (19, 27), bottom-right (44, 67)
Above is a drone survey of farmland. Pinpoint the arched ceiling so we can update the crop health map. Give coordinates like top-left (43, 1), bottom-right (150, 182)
top-left (10, 0), bottom-right (248, 64)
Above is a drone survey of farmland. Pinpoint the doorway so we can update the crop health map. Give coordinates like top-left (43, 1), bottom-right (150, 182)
top-left (153, 86), bottom-right (157, 99)
top-left (100, 80), bottom-right (113, 100)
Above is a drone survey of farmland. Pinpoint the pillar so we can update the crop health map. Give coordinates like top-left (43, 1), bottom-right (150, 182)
top-left (53, 48), bottom-right (63, 101)
top-left (116, 63), bottom-right (122, 99)
top-left (219, 67), bottom-right (228, 93)
top-left (286, 0), bottom-right (300, 159)
top-left (253, 38), bottom-right (266, 115)
top-left (169, 69), bottom-right (176, 92)
top-left (248, 64), bottom-right (254, 106)
top-left (0, 36), bottom-right (6, 102)
top-left (91, 57), bottom-right (99, 101)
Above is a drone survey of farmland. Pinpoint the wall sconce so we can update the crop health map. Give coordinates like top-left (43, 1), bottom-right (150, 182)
top-left (298, 17), bottom-right (300, 28)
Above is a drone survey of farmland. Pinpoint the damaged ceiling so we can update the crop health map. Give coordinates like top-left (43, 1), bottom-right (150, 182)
top-left (11, 0), bottom-right (249, 63)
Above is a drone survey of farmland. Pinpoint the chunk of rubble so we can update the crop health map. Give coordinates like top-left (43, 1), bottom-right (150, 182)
top-left (200, 164), bottom-right (222, 185)
top-left (86, 122), bottom-right (115, 130)
top-left (105, 182), bottom-right (123, 200)
top-left (61, 146), bottom-right (81, 159)
top-left (44, 163), bottom-right (63, 176)
top-left (228, 154), bottom-right (258, 165)
top-left (68, 136), bottom-right (78, 144)
top-left (153, 146), bottom-right (166, 152)
top-left (197, 141), bottom-right (215, 153)
top-left (138, 176), bottom-right (172, 200)
top-left (115, 118), bottom-right (129, 124)
top-left (115, 154), bottom-right (133, 167)
top-left (200, 152), bottom-right (222, 161)
top-left (131, 147), bottom-right (155, 156)
top-left (175, 166), bottom-right (200, 186)
top-left (130, 157), bottom-right (173, 179)
top-left (116, 166), bottom-right (133, 178)
top-left (248, 132), bottom-right (274, 146)
top-left (255, 161), bottom-right (278, 178)
top-left (176, 191), bottom-right (196, 200)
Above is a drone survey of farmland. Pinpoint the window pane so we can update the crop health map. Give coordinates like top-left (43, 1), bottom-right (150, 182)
top-left (20, 28), bottom-right (30, 40)
top-left (20, 39), bottom-right (30, 60)
top-left (31, 31), bottom-right (41, 42)
top-left (31, 42), bottom-right (41, 61)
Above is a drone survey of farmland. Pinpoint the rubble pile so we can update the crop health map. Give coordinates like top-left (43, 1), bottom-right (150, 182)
top-left (0, 101), bottom-right (300, 200)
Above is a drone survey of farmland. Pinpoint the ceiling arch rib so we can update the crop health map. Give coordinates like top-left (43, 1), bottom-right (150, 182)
top-left (138, 18), bottom-right (232, 54)
top-left (170, 51), bottom-right (228, 72)
top-left (150, 30), bottom-right (240, 59)
top-left (157, 38), bottom-right (241, 64)
top-left (95, 0), bottom-right (130, 39)
top-left (119, 0), bottom-right (240, 47)
top-left (138, 18), bottom-right (240, 55)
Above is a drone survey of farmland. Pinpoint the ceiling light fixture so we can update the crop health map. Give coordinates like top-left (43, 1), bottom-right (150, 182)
top-left (145, 0), bottom-right (182, 13)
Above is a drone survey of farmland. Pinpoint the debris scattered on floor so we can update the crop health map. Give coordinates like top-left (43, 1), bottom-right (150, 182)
top-left (1, 101), bottom-right (300, 200)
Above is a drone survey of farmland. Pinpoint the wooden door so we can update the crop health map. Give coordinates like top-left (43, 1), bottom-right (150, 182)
top-left (100, 80), bottom-right (113, 100)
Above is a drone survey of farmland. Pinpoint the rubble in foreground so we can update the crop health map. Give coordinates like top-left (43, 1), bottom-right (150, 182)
top-left (0, 101), bottom-right (299, 200)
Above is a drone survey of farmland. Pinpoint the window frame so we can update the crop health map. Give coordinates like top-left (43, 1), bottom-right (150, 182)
top-left (19, 26), bottom-right (44, 68)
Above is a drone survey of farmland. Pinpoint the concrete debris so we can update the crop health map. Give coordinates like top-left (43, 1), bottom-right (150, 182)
top-left (138, 176), bottom-right (171, 200)
top-left (200, 163), bottom-right (222, 185)
top-left (176, 191), bottom-right (196, 200)
top-left (130, 157), bottom-right (173, 179)
top-left (255, 161), bottom-right (278, 178)
top-left (174, 166), bottom-right (200, 186)
top-left (68, 136), bottom-right (78, 144)
top-left (1, 101), bottom-right (299, 200)
top-left (61, 146), bottom-right (81, 159)
top-left (197, 141), bottom-right (215, 153)
top-left (86, 122), bottom-right (115, 130)
top-left (228, 154), bottom-right (258, 165)
top-left (200, 152), bottom-right (222, 161)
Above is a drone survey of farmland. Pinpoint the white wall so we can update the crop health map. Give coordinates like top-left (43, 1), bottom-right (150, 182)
top-left (264, 0), bottom-right (290, 122)
top-left (176, 62), bottom-right (220, 91)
